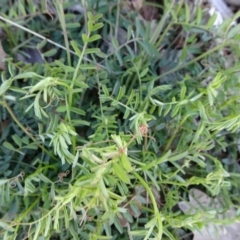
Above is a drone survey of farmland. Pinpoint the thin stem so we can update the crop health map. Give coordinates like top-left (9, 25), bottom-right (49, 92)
top-left (67, 24), bottom-right (90, 155)
top-left (55, 0), bottom-right (71, 66)
top-left (4, 101), bottom-right (58, 161)
top-left (69, 35), bottom-right (89, 108)
top-left (105, 96), bottom-right (138, 114)
top-left (82, 0), bottom-right (88, 33)
top-left (115, 0), bottom-right (120, 39)
top-left (13, 197), bottom-right (40, 237)
top-left (149, 0), bottom-right (175, 45)
top-left (0, 15), bottom-right (107, 71)
top-left (95, 64), bottom-right (107, 138)
top-left (132, 62), bottom-right (142, 102)
top-left (99, 38), bottom-right (142, 64)
top-left (132, 171), bottom-right (163, 239)
top-left (157, 43), bottom-right (226, 82)
top-left (164, 114), bottom-right (188, 152)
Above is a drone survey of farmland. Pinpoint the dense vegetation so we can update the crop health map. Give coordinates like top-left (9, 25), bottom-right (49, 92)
top-left (1, 1), bottom-right (240, 239)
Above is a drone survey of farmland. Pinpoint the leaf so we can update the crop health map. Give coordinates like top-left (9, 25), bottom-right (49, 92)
top-left (121, 154), bottom-right (132, 172)
top-left (91, 22), bottom-right (104, 32)
top-left (12, 72), bottom-right (42, 80)
top-left (0, 220), bottom-right (14, 232)
top-left (0, 179), bottom-right (9, 186)
top-left (56, 105), bottom-right (67, 113)
top-left (168, 151), bottom-right (188, 162)
top-left (206, 13), bottom-right (218, 28)
top-left (71, 119), bottom-right (90, 126)
top-left (99, 178), bottom-right (109, 198)
top-left (70, 107), bottom-right (85, 115)
top-left (44, 215), bottom-right (51, 237)
top-left (127, 25), bottom-right (132, 41)
top-left (171, 105), bottom-right (180, 117)
top-left (43, 49), bottom-right (57, 57)
top-left (80, 64), bottom-right (97, 70)
top-left (95, 51), bottom-right (107, 58)
top-left (0, 41), bottom-right (6, 70)
top-left (73, 150), bottom-right (79, 168)
top-left (195, 6), bottom-right (202, 26)
top-left (25, 178), bottom-right (36, 193)
top-left (87, 11), bottom-right (93, 20)
top-left (66, 22), bottom-right (80, 29)
top-left (3, 141), bottom-right (15, 151)
top-left (88, 20), bottom-right (93, 33)
top-left (38, 174), bottom-right (52, 183)
top-left (198, 102), bottom-right (208, 121)
top-left (88, 34), bottom-right (101, 42)
top-left (70, 40), bottom-right (82, 56)
top-left (18, 3), bottom-right (26, 15)
top-left (139, 67), bottom-right (149, 78)
top-left (69, 224), bottom-right (79, 240)
top-left (12, 134), bottom-right (22, 148)
top-left (0, 80), bottom-right (12, 96)
top-left (33, 221), bottom-right (42, 240)
top-left (163, 104), bottom-right (172, 116)
top-left (113, 162), bottom-right (130, 184)
top-left (112, 37), bottom-right (119, 49)
top-left (55, 60), bottom-right (75, 72)
top-left (37, 39), bottom-right (47, 49)
top-left (84, 48), bottom-right (100, 54)
top-left (227, 24), bottom-right (240, 39)
top-left (82, 33), bottom-right (88, 44)
top-left (184, 2), bottom-right (190, 23)
top-left (115, 51), bottom-right (123, 66)
top-left (56, 106), bottom-right (85, 116)
top-left (139, 41), bottom-right (160, 57)
top-left (21, 137), bottom-right (29, 145)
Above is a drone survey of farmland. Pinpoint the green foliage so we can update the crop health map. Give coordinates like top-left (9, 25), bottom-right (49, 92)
top-left (1, 0), bottom-right (240, 239)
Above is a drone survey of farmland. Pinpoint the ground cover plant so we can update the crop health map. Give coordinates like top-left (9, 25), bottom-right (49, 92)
top-left (1, 0), bottom-right (240, 239)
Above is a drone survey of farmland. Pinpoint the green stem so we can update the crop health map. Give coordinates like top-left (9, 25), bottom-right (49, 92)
top-left (68, 33), bottom-right (89, 155)
top-left (164, 113), bottom-right (190, 152)
top-left (69, 36), bottom-right (89, 108)
top-left (132, 171), bottom-right (163, 239)
top-left (132, 62), bottom-right (142, 102)
top-left (149, 0), bottom-right (175, 45)
top-left (0, 15), bottom-right (108, 71)
top-left (13, 197), bottom-right (40, 237)
top-left (4, 101), bottom-right (58, 161)
top-left (55, 0), bottom-right (71, 66)
top-left (100, 38), bottom-right (142, 65)
top-left (126, 74), bottom-right (138, 97)
top-left (157, 43), bottom-right (226, 83)
top-left (155, 1), bottom-right (185, 48)
top-left (115, 0), bottom-right (120, 39)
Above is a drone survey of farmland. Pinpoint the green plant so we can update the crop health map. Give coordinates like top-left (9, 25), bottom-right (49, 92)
top-left (1, 0), bottom-right (240, 239)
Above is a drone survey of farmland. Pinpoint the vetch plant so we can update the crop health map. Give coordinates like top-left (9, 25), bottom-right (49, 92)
top-left (0, 1), bottom-right (240, 239)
